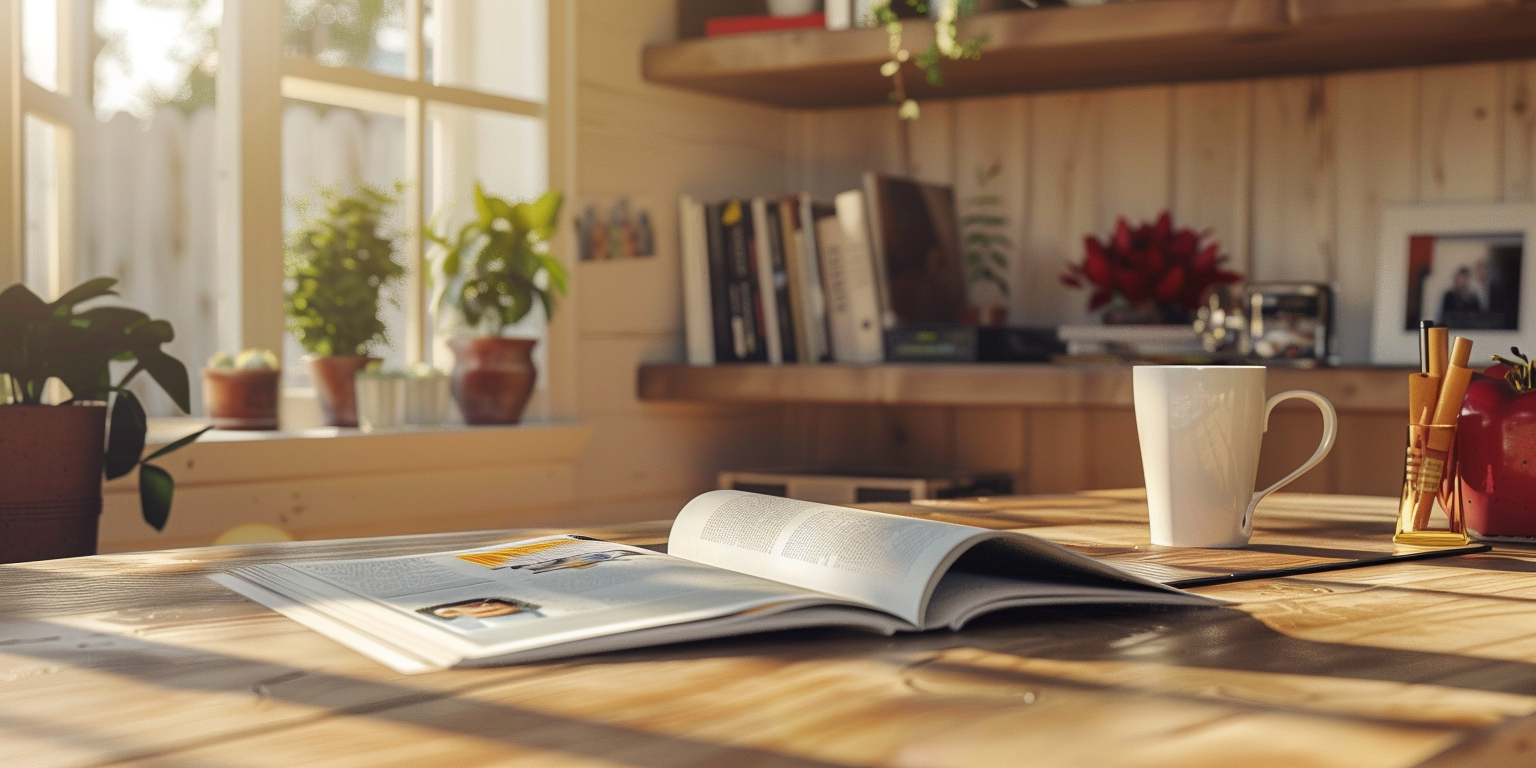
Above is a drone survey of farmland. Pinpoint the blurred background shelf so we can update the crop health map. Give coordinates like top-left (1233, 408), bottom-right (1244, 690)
top-left (637, 363), bottom-right (1414, 412)
top-left (643, 0), bottom-right (1536, 108)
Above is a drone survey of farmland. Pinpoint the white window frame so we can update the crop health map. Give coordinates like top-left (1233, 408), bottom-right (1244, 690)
top-left (2, 0), bottom-right (579, 421)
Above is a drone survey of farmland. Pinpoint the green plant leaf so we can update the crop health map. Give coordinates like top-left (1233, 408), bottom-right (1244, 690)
top-left (50, 277), bottom-right (119, 311)
top-left (143, 425), bottom-right (212, 462)
top-left (78, 305), bottom-right (150, 331)
top-left (133, 348), bottom-right (191, 414)
top-left (138, 463), bottom-right (174, 531)
top-left (104, 389), bottom-right (147, 480)
top-left (0, 283), bottom-right (50, 321)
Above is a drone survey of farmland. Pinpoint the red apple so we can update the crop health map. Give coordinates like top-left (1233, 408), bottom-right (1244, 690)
top-left (1459, 365), bottom-right (1536, 537)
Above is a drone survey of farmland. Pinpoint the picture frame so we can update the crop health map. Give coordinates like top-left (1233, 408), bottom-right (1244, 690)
top-left (1370, 203), bottom-right (1536, 365)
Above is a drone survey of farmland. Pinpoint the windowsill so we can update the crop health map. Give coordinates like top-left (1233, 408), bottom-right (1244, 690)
top-left (119, 418), bottom-right (592, 490)
top-left (145, 417), bottom-right (581, 446)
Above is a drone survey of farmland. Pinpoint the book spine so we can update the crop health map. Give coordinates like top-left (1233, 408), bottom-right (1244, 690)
top-left (779, 197), bottom-right (813, 363)
top-left (832, 190), bottom-right (886, 363)
top-left (705, 202), bottom-right (736, 363)
top-left (723, 200), bottom-right (767, 362)
top-left (679, 197), bottom-right (714, 366)
top-left (751, 198), bottom-right (783, 364)
top-left (764, 200), bottom-right (798, 364)
top-left (799, 195), bottom-right (834, 362)
top-left (861, 172), bottom-right (897, 331)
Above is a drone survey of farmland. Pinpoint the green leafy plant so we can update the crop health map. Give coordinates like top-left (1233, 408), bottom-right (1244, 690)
top-left (963, 161), bottom-right (1011, 297)
top-left (0, 277), bottom-right (209, 530)
top-left (425, 185), bottom-right (569, 334)
top-left (284, 182), bottom-right (406, 356)
top-left (872, 0), bottom-right (987, 121)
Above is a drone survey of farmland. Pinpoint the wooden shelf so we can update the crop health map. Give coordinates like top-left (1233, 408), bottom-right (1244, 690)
top-left (643, 0), bottom-right (1536, 108)
top-left (637, 363), bottom-right (1412, 412)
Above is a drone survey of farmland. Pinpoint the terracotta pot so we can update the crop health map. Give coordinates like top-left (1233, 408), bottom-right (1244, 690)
top-left (308, 356), bottom-right (377, 428)
top-left (0, 404), bottom-right (106, 563)
top-left (202, 368), bottom-right (281, 430)
top-left (962, 305), bottom-right (1009, 327)
top-left (448, 337), bottom-right (537, 425)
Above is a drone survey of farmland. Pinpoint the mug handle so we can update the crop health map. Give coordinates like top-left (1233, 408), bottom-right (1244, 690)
top-left (1241, 390), bottom-right (1338, 538)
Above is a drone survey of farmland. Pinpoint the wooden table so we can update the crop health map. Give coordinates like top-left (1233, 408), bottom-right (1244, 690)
top-left (4, 491), bottom-right (1536, 767)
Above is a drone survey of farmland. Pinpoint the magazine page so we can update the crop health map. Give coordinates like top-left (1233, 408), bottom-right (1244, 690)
top-left (667, 491), bottom-right (1208, 627)
top-left (667, 491), bottom-right (984, 624)
top-left (230, 534), bottom-right (861, 664)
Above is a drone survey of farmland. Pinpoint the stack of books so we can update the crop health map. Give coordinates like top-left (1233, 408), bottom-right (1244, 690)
top-left (680, 175), bottom-right (973, 366)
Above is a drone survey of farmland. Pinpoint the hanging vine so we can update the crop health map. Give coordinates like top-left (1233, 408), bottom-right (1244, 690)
top-left (872, 0), bottom-right (988, 121)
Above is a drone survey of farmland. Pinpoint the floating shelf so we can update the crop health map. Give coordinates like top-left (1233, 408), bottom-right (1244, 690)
top-left (643, 0), bottom-right (1536, 108)
top-left (637, 363), bottom-right (1411, 412)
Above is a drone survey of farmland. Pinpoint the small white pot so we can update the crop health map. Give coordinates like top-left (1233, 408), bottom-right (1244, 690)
top-left (767, 0), bottom-right (822, 17)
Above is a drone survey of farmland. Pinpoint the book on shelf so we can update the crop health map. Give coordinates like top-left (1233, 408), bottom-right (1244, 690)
top-left (681, 176), bottom-right (968, 367)
top-left (784, 195), bottom-right (833, 362)
top-left (211, 490), bottom-right (1214, 673)
top-left (678, 196), bottom-right (713, 366)
top-left (716, 199), bottom-right (769, 363)
top-left (751, 198), bottom-right (797, 364)
top-left (862, 172), bottom-right (969, 329)
top-left (704, 12), bottom-right (826, 36)
top-left (823, 189), bottom-right (886, 363)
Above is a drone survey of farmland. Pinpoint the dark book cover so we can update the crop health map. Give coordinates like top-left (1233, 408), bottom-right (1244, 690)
top-left (763, 201), bottom-right (798, 364)
top-left (722, 200), bottom-right (767, 362)
top-left (864, 174), bottom-right (968, 326)
top-left (704, 202), bottom-right (735, 363)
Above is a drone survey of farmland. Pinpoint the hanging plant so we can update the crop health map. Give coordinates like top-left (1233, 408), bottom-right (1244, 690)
top-left (872, 0), bottom-right (988, 121)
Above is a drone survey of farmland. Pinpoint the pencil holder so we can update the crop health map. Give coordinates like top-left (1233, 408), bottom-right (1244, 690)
top-left (1394, 424), bottom-right (1471, 546)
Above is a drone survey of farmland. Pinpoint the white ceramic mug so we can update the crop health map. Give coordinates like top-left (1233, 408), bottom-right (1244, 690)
top-left (1133, 366), bottom-right (1338, 548)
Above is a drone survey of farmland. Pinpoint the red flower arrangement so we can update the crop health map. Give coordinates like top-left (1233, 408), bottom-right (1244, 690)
top-left (1060, 212), bottom-right (1242, 319)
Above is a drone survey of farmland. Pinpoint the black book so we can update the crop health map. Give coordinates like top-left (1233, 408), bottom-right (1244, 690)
top-left (704, 201), bottom-right (735, 364)
top-left (721, 200), bottom-right (767, 362)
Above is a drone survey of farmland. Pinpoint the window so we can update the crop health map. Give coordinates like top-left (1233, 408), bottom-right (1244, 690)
top-left (8, 0), bottom-right (550, 416)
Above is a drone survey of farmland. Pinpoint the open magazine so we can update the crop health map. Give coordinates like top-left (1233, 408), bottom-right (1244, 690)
top-left (211, 491), bottom-right (1216, 673)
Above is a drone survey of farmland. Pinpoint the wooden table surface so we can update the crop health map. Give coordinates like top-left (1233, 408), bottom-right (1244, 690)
top-left (5, 491), bottom-right (1536, 767)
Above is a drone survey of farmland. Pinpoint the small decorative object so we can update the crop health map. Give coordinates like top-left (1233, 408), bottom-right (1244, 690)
top-left (1060, 211), bottom-right (1242, 324)
top-left (284, 181), bottom-right (405, 427)
top-left (355, 363), bottom-right (452, 431)
top-left (1370, 203), bottom-right (1533, 364)
top-left (767, 0), bottom-right (822, 16)
top-left (961, 161), bottom-right (1009, 324)
top-left (203, 349), bottom-right (280, 430)
top-left (426, 185), bottom-right (568, 425)
top-left (0, 277), bottom-right (208, 562)
top-left (574, 198), bottom-right (654, 261)
top-left (1458, 348), bottom-right (1536, 540)
top-left (872, 0), bottom-right (985, 122)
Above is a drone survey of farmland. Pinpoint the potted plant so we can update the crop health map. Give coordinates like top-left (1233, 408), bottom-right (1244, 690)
top-left (203, 349), bottom-right (280, 430)
top-left (426, 185), bottom-right (567, 425)
top-left (0, 277), bottom-right (208, 563)
top-left (284, 182), bottom-right (406, 427)
top-left (1060, 211), bottom-right (1243, 324)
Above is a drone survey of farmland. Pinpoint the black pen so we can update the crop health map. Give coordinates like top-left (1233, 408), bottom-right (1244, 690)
top-left (1419, 320), bottom-right (1434, 375)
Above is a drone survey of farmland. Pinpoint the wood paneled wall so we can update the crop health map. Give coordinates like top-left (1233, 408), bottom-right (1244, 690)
top-left (786, 61), bottom-right (1536, 363)
top-left (773, 60), bottom-right (1536, 499)
top-left (565, 0), bottom-right (795, 523)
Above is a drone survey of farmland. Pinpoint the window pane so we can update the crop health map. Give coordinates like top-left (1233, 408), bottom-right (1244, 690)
top-left (424, 0), bottom-right (546, 103)
top-left (22, 0), bottom-right (59, 90)
top-left (84, 0), bottom-right (222, 416)
top-left (424, 104), bottom-right (548, 374)
top-left (284, 0), bottom-right (409, 78)
top-left (282, 100), bottom-right (409, 387)
top-left (95, 0), bottom-right (221, 120)
top-left (23, 115), bottom-right (58, 297)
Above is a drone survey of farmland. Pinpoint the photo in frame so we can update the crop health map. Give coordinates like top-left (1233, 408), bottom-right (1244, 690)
top-left (1370, 203), bottom-right (1536, 365)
